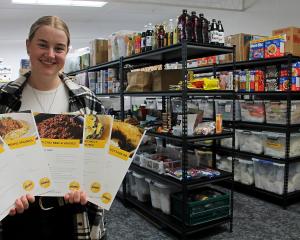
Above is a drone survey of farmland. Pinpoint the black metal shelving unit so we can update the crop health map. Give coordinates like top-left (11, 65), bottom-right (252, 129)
top-left (66, 42), bottom-right (236, 239)
top-left (191, 55), bottom-right (300, 208)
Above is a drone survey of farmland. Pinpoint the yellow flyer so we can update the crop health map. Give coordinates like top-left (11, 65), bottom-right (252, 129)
top-left (0, 137), bottom-right (24, 220)
top-left (83, 115), bottom-right (113, 199)
top-left (88, 119), bottom-right (145, 210)
top-left (34, 113), bottom-right (84, 196)
top-left (0, 112), bottom-right (52, 196)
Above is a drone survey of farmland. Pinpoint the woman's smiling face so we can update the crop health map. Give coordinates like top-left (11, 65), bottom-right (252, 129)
top-left (26, 25), bottom-right (68, 77)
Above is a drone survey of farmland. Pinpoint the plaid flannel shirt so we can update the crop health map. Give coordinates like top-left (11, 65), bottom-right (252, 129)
top-left (0, 72), bottom-right (106, 240)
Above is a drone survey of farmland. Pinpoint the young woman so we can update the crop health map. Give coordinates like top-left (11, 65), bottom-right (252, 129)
top-left (0, 16), bottom-right (106, 240)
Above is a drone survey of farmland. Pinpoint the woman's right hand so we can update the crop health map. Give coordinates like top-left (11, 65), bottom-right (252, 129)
top-left (9, 194), bottom-right (35, 216)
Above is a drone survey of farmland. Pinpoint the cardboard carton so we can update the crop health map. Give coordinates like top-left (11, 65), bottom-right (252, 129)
top-left (90, 39), bottom-right (108, 66)
top-left (219, 33), bottom-right (265, 63)
top-left (272, 27), bottom-right (300, 57)
top-left (152, 69), bottom-right (182, 91)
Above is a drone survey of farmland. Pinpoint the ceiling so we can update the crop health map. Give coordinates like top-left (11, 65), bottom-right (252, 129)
top-left (0, 0), bottom-right (258, 44)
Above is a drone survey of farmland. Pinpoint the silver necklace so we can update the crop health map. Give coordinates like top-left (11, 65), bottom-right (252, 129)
top-left (31, 85), bottom-right (59, 113)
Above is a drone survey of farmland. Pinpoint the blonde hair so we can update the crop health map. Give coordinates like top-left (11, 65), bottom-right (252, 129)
top-left (28, 16), bottom-right (70, 47)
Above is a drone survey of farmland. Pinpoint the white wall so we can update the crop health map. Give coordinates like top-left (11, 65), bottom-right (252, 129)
top-left (1, 0), bottom-right (300, 80)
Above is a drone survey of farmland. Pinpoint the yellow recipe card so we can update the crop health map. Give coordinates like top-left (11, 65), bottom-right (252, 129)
top-left (89, 120), bottom-right (145, 210)
top-left (0, 112), bottom-right (52, 196)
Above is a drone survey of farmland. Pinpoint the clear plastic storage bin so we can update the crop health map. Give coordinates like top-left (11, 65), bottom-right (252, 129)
top-left (220, 130), bottom-right (239, 149)
top-left (146, 179), bottom-right (175, 214)
top-left (127, 170), bottom-right (137, 197)
top-left (240, 100), bottom-right (265, 123)
top-left (140, 154), bottom-right (181, 174)
top-left (215, 99), bottom-right (241, 121)
top-left (253, 159), bottom-right (300, 194)
top-left (198, 99), bottom-right (214, 119)
top-left (193, 149), bottom-right (213, 167)
top-left (263, 132), bottom-right (300, 158)
top-left (237, 130), bottom-right (264, 154)
top-left (236, 158), bottom-right (254, 185)
top-left (265, 100), bottom-right (300, 125)
top-left (132, 172), bottom-right (150, 202)
top-left (216, 155), bottom-right (232, 172)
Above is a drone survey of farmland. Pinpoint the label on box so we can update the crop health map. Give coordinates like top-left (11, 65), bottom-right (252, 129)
top-left (249, 39), bottom-right (264, 60)
top-left (264, 35), bottom-right (285, 59)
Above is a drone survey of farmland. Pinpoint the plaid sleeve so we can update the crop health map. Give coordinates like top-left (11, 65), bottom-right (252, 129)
top-left (87, 202), bottom-right (106, 240)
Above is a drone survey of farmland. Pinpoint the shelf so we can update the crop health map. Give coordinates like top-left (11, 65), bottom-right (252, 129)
top-left (126, 195), bottom-right (231, 236)
top-left (217, 147), bottom-right (300, 163)
top-left (130, 163), bottom-right (233, 190)
top-left (65, 59), bottom-right (120, 75)
top-left (146, 130), bottom-right (233, 142)
top-left (219, 181), bottom-right (300, 207)
top-left (96, 93), bottom-right (121, 97)
top-left (192, 55), bottom-right (300, 73)
top-left (123, 90), bottom-right (235, 97)
top-left (236, 91), bottom-right (300, 100)
top-left (123, 42), bottom-right (234, 65)
top-left (234, 122), bottom-right (300, 133)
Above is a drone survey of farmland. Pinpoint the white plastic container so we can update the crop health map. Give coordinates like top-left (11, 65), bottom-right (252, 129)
top-left (253, 159), bottom-right (285, 194)
top-left (263, 132), bottom-right (300, 158)
top-left (237, 130), bottom-right (264, 154)
top-left (127, 171), bottom-right (137, 197)
top-left (146, 179), bottom-right (175, 214)
top-left (237, 158), bottom-right (254, 185)
top-left (145, 178), bottom-right (161, 209)
top-left (253, 159), bottom-right (300, 194)
top-left (220, 130), bottom-right (239, 149)
top-left (215, 99), bottom-right (241, 121)
top-left (132, 172), bottom-right (150, 202)
top-left (216, 155), bottom-right (233, 172)
top-left (263, 132), bottom-right (286, 158)
top-left (265, 100), bottom-right (300, 125)
top-left (155, 181), bottom-right (174, 215)
top-left (240, 100), bottom-right (265, 123)
top-left (198, 99), bottom-right (214, 119)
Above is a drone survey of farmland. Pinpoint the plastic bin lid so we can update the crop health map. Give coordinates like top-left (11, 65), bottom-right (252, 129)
top-left (132, 172), bottom-right (145, 179)
top-left (154, 182), bottom-right (171, 189)
top-left (237, 158), bottom-right (253, 164)
top-left (145, 178), bottom-right (152, 184)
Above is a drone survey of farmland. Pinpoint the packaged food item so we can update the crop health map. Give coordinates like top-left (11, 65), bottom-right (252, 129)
top-left (264, 35), bottom-right (285, 58)
top-left (249, 38), bottom-right (264, 60)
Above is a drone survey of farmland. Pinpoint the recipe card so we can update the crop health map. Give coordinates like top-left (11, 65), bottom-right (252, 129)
top-left (0, 137), bottom-right (24, 220)
top-left (34, 113), bottom-right (84, 196)
top-left (89, 120), bottom-right (145, 210)
top-left (0, 112), bottom-right (52, 196)
top-left (83, 115), bottom-right (113, 199)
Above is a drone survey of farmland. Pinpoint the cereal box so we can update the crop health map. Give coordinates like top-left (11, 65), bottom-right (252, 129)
top-left (264, 35), bottom-right (285, 59)
top-left (249, 38), bottom-right (265, 60)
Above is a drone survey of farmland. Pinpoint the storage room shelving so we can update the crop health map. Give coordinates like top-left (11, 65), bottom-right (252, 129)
top-left (67, 41), bottom-right (236, 239)
top-left (192, 54), bottom-right (300, 207)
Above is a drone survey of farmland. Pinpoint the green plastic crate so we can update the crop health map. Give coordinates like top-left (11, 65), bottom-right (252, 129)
top-left (171, 187), bottom-right (230, 225)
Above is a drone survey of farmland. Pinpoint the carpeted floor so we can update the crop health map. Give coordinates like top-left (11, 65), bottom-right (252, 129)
top-left (106, 191), bottom-right (300, 240)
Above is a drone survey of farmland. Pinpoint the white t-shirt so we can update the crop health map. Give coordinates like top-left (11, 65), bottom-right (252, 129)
top-left (19, 82), bottom-right (69, 114)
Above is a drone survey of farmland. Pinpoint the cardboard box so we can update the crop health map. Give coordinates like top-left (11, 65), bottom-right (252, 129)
top-left (90, 39), bottom-right (108, 66)
top-left (219, 33), bottom-right (265, 63)
top-left (272, 27), bottom-right (300, 57)
top-left (152, 70), bottom-right (182, 91)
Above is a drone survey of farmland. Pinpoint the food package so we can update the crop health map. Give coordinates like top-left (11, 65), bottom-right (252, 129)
top-left (272, 26), bottom-right (300, 57)
top-left (240, 100), bottom-right (265, 123)
top-left (89, 39), bottom-right (108, 66)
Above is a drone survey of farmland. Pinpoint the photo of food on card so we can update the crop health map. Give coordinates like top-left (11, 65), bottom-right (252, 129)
top-left (34, 113), bottom-right (83, 140)
top-left (0, 113), bottom-right (37, 141)
top-left (110, 120), bottom-right (144, 157)
top-left (84, 115), bottom-right (112, 141)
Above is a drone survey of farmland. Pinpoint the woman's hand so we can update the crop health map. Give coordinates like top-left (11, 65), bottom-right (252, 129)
top-left (9, 194), bottom-right (35, 216)
top-left (64, 190), bottom-right (87, 205)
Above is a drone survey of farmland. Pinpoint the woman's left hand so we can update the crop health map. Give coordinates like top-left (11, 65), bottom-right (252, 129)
top-left (64, 190), bottom-right (87, 205)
